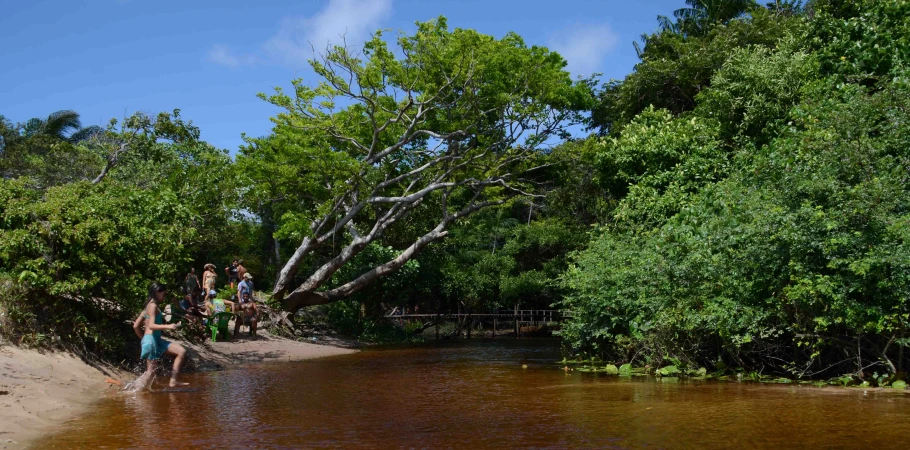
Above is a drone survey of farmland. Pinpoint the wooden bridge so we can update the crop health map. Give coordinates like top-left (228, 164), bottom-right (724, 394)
top-left (386, 309), bottom-right (574, 338)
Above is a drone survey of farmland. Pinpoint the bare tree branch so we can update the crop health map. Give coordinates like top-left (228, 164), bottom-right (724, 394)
top-left (91, 142), bottom-right (127, 184)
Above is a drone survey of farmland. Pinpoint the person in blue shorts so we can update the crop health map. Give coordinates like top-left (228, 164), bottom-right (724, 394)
top-left (131, 282), bottom-right (189, 390)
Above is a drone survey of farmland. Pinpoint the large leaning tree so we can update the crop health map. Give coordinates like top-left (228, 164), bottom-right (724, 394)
top-left (240, 18), bottom-right (592, 313)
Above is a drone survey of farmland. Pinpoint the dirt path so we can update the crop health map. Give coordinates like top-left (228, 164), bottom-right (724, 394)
top-left (0, 332), bottom-right (358, 449)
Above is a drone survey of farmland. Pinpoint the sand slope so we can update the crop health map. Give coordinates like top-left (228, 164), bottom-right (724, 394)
top-left (0, 346), bottom-right (125, 449)
top-left (0, 332), bottom-right (357, 449)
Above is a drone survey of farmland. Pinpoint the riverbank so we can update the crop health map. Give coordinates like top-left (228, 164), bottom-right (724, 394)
top-left (0, 332), bottom-right (358, 449)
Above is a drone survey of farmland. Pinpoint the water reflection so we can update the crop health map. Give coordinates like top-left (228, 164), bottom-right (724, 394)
top-left (40, 340), bottom-right (910, 449)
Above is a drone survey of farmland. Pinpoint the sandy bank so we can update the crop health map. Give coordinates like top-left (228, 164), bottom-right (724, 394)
top-left (0, 332), bottom-right (358, 449)
top-left (182, 332), bottom-right (360, 371)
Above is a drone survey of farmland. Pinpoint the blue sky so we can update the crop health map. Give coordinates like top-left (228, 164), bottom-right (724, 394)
top-left (1, 0), bottom-right (683, 152)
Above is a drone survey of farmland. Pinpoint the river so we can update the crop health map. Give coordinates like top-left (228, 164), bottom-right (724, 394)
top-left (39, 339), bottom-right (910, 449)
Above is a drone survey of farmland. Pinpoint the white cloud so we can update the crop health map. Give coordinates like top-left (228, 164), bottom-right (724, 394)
top-left (547, 23), bottom-right (619, 76)
top-left (265, 0), bottom-right (393, 67)
top-left (206, 44), bottom-right (258, 68)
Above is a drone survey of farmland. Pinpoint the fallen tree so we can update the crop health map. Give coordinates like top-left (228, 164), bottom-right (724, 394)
top-left (240, 18), bottom-right (591, 312)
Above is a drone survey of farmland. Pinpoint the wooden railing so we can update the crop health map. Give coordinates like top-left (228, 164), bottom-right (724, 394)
top-left (386, 309), bottom-right (573, 321)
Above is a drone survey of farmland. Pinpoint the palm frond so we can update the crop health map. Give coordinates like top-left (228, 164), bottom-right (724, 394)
top-left (673, 7), bottom-right (706, 23)
top-left (43, 110), bottom-right (82, 139)
top-left (68, 125), bottom-right (103, 143)
top-left (657, 15), bottom-right (679, 33)
top-left (633, 40), bottom-right (645, 59)
top-left (665, 0), bottom-right (758, 36)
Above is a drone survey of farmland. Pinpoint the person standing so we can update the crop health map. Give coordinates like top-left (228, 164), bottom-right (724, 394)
top-left (131, 282), bottom-right (189, 390)
top-left (184, 268), bottom-right (200, 304)
top-left (225, 260), bottom-right (239, 289)
top-left (203, 263), bottom-right (217, 302)
top-left (236, 260), bottom-right (247, 282)
top-left (180, 269), bottom-right (204, 324)
top-left (237, 273), bottom-right (254, 302)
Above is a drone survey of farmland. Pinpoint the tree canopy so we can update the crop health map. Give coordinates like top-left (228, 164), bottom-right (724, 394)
top-left (240, 17), bottom-right (591, 312)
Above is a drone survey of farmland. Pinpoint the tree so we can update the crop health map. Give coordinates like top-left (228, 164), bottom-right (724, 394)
top-left (660, 0), bottom-right (758, 36)
top-left (21, 110), bottom-right (102, 143)
top-left (0, 108), bottom-right (235, 359)
top-left (0, 109), bottom-right (197, 188)
top-left (591, 8), bottom-right (802, 135)
top-left (561, 1), bottom-right (910, 378)
top-left (806, 0), bottom-right (910, 85)
top-left (241, 18), bottom-right (590, 312)
top-left (89, 110), bottom-right (200, 185)
top-left (0, 110), bottom-right (104, 185)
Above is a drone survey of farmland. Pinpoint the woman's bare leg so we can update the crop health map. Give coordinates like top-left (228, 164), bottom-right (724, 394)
top-left (165, 343), bottom-right (189, 387)
top-left (132, 360), bottom-right (157, 392)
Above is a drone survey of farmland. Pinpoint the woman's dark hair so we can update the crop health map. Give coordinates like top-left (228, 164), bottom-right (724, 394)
top-left (146, 282), bottom-right (167, 305)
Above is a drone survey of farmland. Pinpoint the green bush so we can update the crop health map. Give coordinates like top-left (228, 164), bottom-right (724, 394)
top-left (0, 179), bottom-right (195, 359)
top-left (561, 78), bottom-right (910, 376)
top-left (808, 0), bottom-right (910, 84)
top-left (696, 44), bottom-right (817, 145)
top-left (560, 2), bottom-right (910, 377)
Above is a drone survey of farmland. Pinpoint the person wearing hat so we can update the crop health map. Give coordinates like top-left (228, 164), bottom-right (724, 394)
top-left (204, 290), bottom-right (235, 319)
top-left (237, 272), bottom-right (254, 301)
top-left (202, 264), bottom-right (217, 302)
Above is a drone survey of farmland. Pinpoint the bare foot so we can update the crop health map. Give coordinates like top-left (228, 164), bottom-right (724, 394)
top-left (169, 380), bottom-right (190, 387)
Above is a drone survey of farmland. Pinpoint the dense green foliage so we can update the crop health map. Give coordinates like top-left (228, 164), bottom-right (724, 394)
top-left (590, 7), bottom-right (802, 135)
top-left (0, 179), bottom-right (194, 355)
top-left (0, 111), bottom-right (103, 187)
top-left (0, 18), bottom-right (591, 353)
top-left (560, 0), bottom-right (910, 378)
top-left (0, 111), bottom-right (243, 358)
top-left (2, 1), bottom-right (908, 380)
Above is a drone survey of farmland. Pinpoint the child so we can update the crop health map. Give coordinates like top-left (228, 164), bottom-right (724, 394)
top-left (131, 282), bottom-right (189, 390)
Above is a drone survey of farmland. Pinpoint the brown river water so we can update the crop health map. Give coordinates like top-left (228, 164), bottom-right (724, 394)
top-left (38, 340), bottom-right (910, 449)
